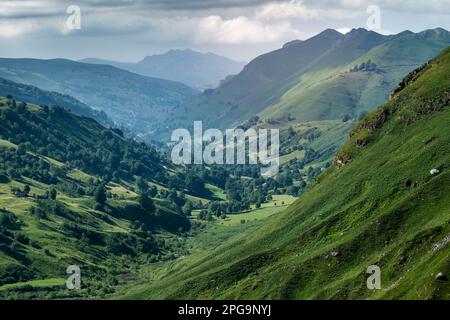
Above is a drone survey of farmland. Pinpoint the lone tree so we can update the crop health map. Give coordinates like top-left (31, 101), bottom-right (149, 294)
top-left (49, 188), bottom-right (57, 200)
top-left (23, 185), bottom-right (31, 197)
top-left (138, 193), bottom-right (156, 214)
top-left (95, 185), bottom-right (107, 205)
top-left (135, 176), bottom-right (148, 193)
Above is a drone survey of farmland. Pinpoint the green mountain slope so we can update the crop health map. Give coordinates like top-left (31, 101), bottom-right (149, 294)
top-left (0, 77), bottom-right (109, 125)
top-left (81, 49), bottom-right (246, 90)
top-left (121, 46), bottom-right (450, 300)
top-left (0, 58), bottom-right (197, 135)
top-left (0, 97), bottom-right (196, 298)
top-left (263, 28), bottom-right (450, 124)
top-left (163, 29), bottom-right (344, 133)
top-left (158, 29), bottom-right (449, 142)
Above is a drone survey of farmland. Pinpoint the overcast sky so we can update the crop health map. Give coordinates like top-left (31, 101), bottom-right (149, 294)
top-left (0, 0), bottom-right (449, 62)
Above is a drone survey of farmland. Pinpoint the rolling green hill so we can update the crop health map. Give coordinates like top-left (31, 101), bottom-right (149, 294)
top-left (0, 58), bottom-right (197, 135)
top-left (120, 46), bottom-right (450, 300)
top-left (0, 96), bottom-right (201, 299)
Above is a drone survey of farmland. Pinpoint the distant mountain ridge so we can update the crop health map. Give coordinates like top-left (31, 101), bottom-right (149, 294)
top-left (0, 58), bottom-right (197, 134)
top-left (162, 28), bottom-right (450, 137)
top-left (0, 77), bottom-right (110, 125)
top-left (81, 49), bottom-right (247, 89)
top-left (260, 28), bottom-right (450, 123)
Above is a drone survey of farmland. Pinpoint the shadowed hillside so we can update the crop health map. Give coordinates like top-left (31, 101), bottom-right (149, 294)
top-left (0, 58), bottom-right (197, 135)
top-left (81, 49), bottom-right (246, 90)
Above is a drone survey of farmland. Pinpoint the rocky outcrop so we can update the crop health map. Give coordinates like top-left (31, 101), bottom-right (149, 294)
top-left (389, 62), bottom-right (430, 100)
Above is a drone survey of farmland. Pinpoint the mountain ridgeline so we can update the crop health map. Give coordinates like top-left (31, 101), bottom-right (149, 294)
top-left (81, 49), bottom-right (246, 90)
top-left (0, 77), bottom-right (110, 125)
top-left (162, 28), bottom-right (450, 137)
top-left (121, 46), bottom-right (450, 300)
top-left (0, 58), bottom-right (197, 135)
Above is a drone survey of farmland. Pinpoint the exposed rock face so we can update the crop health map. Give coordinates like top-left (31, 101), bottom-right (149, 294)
top-left (354, 107), bottom-right (392, 133)
top-left (432, 233), bottom-right (450, 252)
top-left (389, 62), bottom-right (430, 100)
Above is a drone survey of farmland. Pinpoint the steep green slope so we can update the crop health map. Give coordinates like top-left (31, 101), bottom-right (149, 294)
top-left (121, 47), bottom-right (450, 300)
top-left (159, 29), bottom-right (344, 134)
top-left (257, 28), bottom-right (450, 175)
top-left (0, 97), bottom-right (195, 299)
top-left (81, 49), bottom-right (246, 90)
top-left (163, 28), bottom-right (402, 132)
top-left (0, 58), bottom-right (197, 135)
top-left (157, 28), bottom-right (449, 143)
top-left (0, 77), bottom-right (109, 125)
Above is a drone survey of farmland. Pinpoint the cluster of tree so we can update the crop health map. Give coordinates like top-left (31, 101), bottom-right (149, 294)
top-left (237, 116), bottom-right (260, 131)
top-left (280, 127), bottom-right (320, 156)
top-left (0, 209), bottom-right (18, 231)
top-left (0, 99), bottom-right (163, 184)
top-left (162, 171), bottom-right (208, 197)
top-left (0, 264), bottom-right (35, 286)
top-left (200, 200), bottom-right (252, 219)
top-left (349, 60), bottom-right (378, 73)
top-left (10, 184), bottom-right (31, 198)
top-left (29, 199), bottom-right (71, 220)
top-left (0, 148), bottom-right (57, 185)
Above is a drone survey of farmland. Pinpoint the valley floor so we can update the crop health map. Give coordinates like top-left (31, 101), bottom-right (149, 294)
top-left (0, 192), bottom-right (297, 298)
top-left (110, 195), bottom-right (298, 299)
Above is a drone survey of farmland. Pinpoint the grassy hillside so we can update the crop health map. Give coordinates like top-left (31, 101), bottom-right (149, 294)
top-left (0, 58), bottom-right (197, 136)
top-left (256, 28), bottom-right (450, 178)
top-left (0, 95), bottom-right (302, 299)
top-left (162, 29), bottom-right (410, 131)
top-left (0, 97), bottom-right (201, 299)
top-left (120, 47), bottom-right (450, 300)
top-left (262, 28), bottom-right (450, 124)
top-left (159, 29), bottom-right (344, 135)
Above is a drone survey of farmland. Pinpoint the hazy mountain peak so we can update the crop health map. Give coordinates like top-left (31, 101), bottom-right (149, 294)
top-left (80, 49), bottom-right (245, 89)
top-left (142, 48), bottom-right (196, 61)
top-left (348, 27), bottom-right (369, 34)
top-left (135, 49), bottom-right (246, 89)
top-left (418, 27), bottom-right (450, 37)
top-left (395, 30), bottom-right (414, 37)
top-left (311, 28), bottom-right (344, 42)
top-left (343, 27), bottom-right (383, 39)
